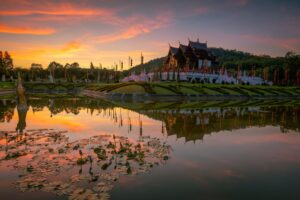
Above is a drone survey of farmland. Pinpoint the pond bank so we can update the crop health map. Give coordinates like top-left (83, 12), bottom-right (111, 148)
top-left (2, 82), bottom-right (300, 102)
top-left (83, 89), bottom-right (300, 102)
top-left (0, 82), bottom-right (15, 97)
top-left (84, 82), bottom-right (300, 101)
top-left (0, 89), bottom-right (15, 96)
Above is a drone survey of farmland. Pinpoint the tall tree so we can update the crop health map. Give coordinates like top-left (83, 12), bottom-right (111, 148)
top-left (90, 62), bottom-right (95, 70)
top-left (30, 63), bottom-right (43, 81)
top-left (0, 51), bottom-right (4, 81)
top-left (4, 51), bottom-right (13, 70)
top-left (47, 61), bottom-right (63, 82)
top-left (0, 51), bottom-right (13, 81)
top-left (285, 52), bottom-right (300, 85)
top-left (64, 63), bottom-right (71, 81)
top-left (48, 61), bottom-right (57, 82)
top-left (69, 62), bottom-right (80, 82)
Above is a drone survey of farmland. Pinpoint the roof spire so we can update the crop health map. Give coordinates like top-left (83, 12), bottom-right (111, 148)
top-left (197, 38), bottom-right (199, 43)
top-left (141, 52), bottom-right (144, 65)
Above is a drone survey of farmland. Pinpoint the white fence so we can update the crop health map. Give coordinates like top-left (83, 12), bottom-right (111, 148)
top-left (121, 71), bottom-right (271, 85)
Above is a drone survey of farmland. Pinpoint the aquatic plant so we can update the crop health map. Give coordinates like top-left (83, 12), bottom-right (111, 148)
top-left (0, 129), bottom-right (172, 200)
top-left (77, 158), bottom-right (88, 165)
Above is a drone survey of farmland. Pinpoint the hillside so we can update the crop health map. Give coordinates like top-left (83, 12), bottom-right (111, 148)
top-left (209, 47), bottom-right (286, 70)
top-left (123, 48), bottom-right (298, 75)
top-left (122, 57), bottom-right (165, 76)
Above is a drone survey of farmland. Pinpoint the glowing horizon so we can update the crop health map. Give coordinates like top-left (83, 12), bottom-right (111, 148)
top-left (0, 0), bottom-right (299, 69)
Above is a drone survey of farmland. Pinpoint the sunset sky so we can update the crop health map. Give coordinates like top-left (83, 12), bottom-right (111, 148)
top-left (0, 0), bottom-right (299, 69)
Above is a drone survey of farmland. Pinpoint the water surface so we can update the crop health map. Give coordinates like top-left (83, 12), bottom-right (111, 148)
top-left (1, 97), bottom-right (300, 200)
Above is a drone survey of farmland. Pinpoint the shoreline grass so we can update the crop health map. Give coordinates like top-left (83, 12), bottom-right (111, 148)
top-left (1, 81), bottom-right (299, 98)
top-left (85, 82), bottom-right (300, 97)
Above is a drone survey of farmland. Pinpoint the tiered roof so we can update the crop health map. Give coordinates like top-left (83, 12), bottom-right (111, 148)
top-left (189, 41), bottom-right (207, 51)
top-left (169, 46), bottom-right (179, 55)
top-left (168, 40), bottom-right (212, 59)
top-left (179, 44), bottom-right (188, 53)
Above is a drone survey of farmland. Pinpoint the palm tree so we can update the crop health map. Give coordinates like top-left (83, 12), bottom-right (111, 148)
top-left (48, 61), bottom-right (57, 82)
top-left (64, 63), bottom-right (71, 82)
top-left (0, 51), bottom-right (13, 81)
top-left (30, 63), bottom-right (42, 81)
top-left (285, 52), bottom-right (300, 85)
top-left (69, 62), bottom-right (80, 82)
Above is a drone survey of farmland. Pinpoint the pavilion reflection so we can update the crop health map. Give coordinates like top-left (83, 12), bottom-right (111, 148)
top-left (140, 106), bottom-right (300, 142)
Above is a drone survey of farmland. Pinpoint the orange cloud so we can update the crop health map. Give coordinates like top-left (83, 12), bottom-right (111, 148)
top-left (95, 13), bottom-right (172, 43)
top-left (0, 8), bottom-right (113, 17)
top-left (0, 23), bottom-right (55, 35)
top-left (95, 24), bottom-right (151, 43)
top-left (0, 2), bottom-right (114, 17)
top-left (61, 41), bottom-right (82, 53)
top-left (0, 1), bottom-right (123, 35)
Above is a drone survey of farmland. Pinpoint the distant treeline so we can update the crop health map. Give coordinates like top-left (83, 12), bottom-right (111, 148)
top-left (0, 54), bottom-right (120, 83)
top-left (210, 48), bottom-right (299, 70)
top-left (1, 48), bottom-right (300, 85)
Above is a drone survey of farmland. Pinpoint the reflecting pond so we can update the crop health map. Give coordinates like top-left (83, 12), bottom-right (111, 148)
top-left (1, 97), bottom-right (300, 200)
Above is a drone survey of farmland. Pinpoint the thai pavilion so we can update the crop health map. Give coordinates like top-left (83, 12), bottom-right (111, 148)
top-left (121, 40), bottom-right (269, 85)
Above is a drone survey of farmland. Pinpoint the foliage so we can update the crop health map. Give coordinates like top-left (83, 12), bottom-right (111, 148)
top-left (5, 151), bottom-right (27, 160)
top-left (76, 157), bottom-right (88, 165)
top-left (0, 51), bottom-right (13, 78)
top-left (0, 82), bottom-right (14, 89)
top-left (123, 57), bottom-right (165, 76)
top-left (86, 82), bottom-right (300, 97)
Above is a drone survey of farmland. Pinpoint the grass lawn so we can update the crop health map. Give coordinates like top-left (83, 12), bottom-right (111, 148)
top-left (178, 86), bottom-right (199, 95)
top-left (151, 86), bottom-right (175, 95)
top-left (0, 82), bottom-right (14, 89)
top-left (110, 85), bottom-right (145, 94)
top-left (85, 82), bottom-right (300, 97)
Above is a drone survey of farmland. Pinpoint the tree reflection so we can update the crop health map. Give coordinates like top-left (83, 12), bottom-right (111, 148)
top-left (142, 106), bottom-right (300, 142)
top-left (0, 98), bottom-right (299, 142)
top-left (0, 99), bottom-right (15, 123)
top-left (16, 73), bottom-right (28, 134)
